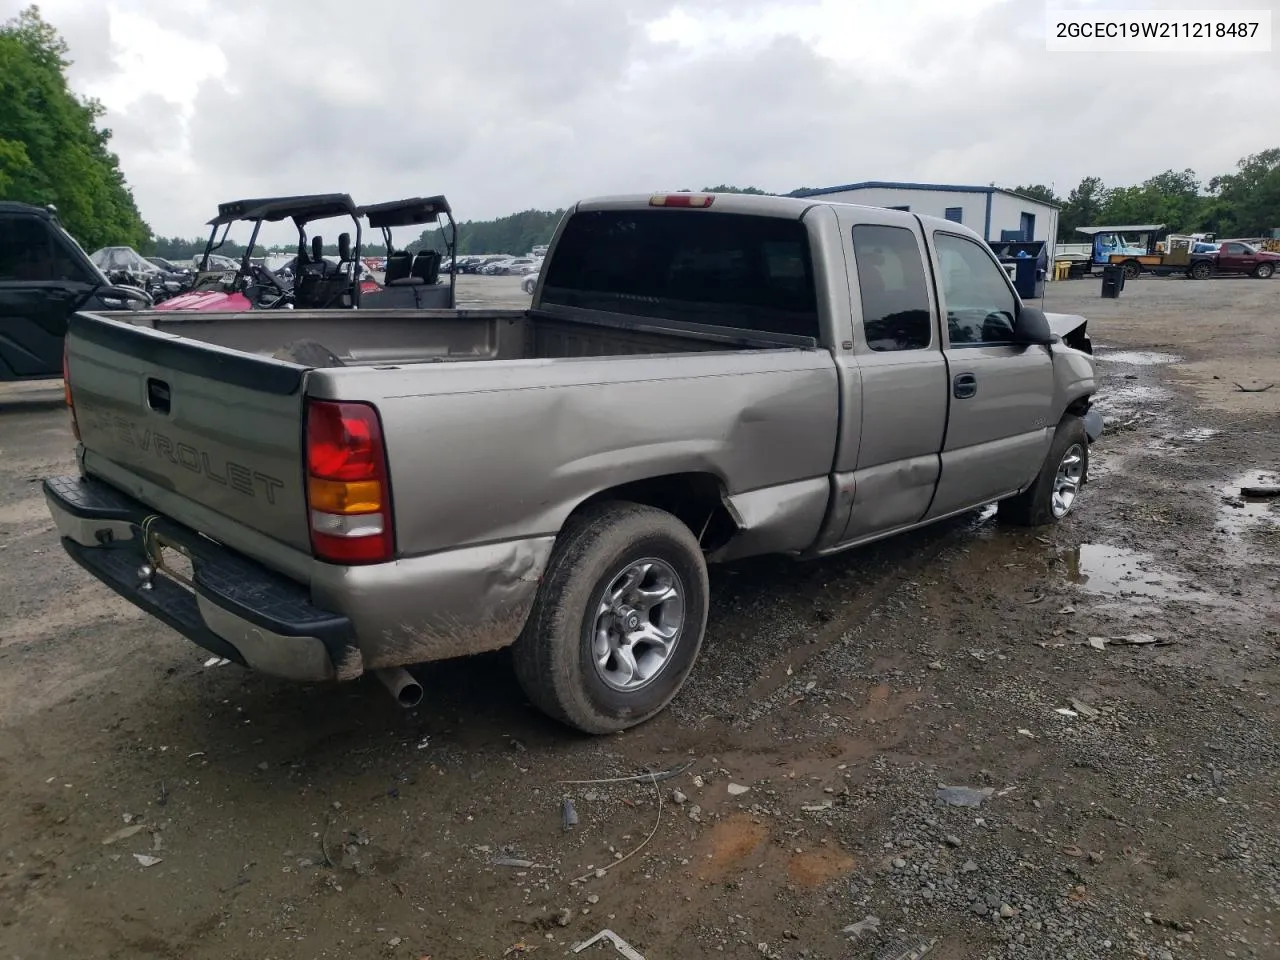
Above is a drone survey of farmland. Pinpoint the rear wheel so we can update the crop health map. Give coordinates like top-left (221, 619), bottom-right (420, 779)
top-left (1121, 261), bottom-right (1142, 280)
top-left (1189, 260), bottom-right (1212, 280)
top-left (1253, 262), bottom-right (1274, 279)
top-left (998, 416), bottom-right (1089, 527)
top-left (512, 501), bottom-right (709, 734)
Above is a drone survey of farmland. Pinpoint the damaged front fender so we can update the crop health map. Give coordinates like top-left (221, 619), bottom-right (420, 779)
top-left (1083, 407), bottom-right (1104, 442)
top-left (1046, 311), bottom-right (1092, 354)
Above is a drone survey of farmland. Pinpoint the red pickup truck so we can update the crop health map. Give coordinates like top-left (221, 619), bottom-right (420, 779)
top-left (1189, 240), bottom-right (1280, 279)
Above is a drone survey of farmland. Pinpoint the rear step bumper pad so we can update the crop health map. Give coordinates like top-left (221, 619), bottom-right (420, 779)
top-left (42, 474), bottom-right (359, 682)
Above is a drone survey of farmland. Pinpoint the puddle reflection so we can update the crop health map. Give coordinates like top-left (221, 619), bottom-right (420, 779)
top-left (1217, 470), bottom-right (1280, 552)
top-left (1097, 350), bottom-right (1183, 366)
top-left (1061, 543), bottom-right (1190, 599)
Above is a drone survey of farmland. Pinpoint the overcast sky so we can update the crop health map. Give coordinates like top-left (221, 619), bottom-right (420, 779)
top-left (6, 0), bottom-right (1278, 244)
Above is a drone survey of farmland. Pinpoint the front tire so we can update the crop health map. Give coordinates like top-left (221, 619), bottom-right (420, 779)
top-left (998, 416), bottom-right (1090, 527)
top-left (512, 501), bottom-right (709, 734)
top-left (1253, 262), bottom-right (1274, 279)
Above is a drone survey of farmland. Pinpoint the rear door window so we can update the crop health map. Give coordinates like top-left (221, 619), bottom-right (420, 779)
top-left (850, 224), bottom-right (933, 351)
top-left (541, 209), bottom-right (819, 339)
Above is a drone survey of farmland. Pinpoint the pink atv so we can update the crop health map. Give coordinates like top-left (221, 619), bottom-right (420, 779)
top-left (156, 193), bottom-right (381, 312)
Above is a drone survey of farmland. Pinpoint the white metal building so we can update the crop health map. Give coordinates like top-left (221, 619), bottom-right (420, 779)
top-left (791, 181), bottom-right (1060, 245)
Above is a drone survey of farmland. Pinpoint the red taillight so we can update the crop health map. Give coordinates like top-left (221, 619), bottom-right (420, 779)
top-left (649, 193), bottom-right (715, 208)
top-left (63, 340), bottom-right (80, 441)
top-left (304, 400), bottom-right (393, 565)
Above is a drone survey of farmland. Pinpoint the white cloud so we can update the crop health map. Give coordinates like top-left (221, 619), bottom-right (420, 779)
top-left (3, 0), bottom-right (1277, 245)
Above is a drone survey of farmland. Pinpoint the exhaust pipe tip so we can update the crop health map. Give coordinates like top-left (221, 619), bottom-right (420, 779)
top-left (375, 667), bottom-right (424, 709)
top-left (396, 682), bottom-right (424, 709)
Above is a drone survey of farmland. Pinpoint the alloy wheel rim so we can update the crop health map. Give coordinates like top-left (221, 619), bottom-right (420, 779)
top-left (1052, 443), bottom-right (1086, 518)
top-left (590, 558), bottom-right (685, 692)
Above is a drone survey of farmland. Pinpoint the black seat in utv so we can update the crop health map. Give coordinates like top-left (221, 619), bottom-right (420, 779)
top-left (295, 235), bottom-right (347, 307)
top-left (384, 250), bottom-right (416, 285)
top-left (411, 249), bottom-right (441, 285)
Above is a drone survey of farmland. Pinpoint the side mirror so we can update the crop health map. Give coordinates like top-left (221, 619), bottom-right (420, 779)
top-left (1012, 305), bottom-right (1053, 346)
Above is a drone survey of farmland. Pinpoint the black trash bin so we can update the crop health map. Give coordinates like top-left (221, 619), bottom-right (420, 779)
top-left (1100, 264), bottom-right (1125, 299)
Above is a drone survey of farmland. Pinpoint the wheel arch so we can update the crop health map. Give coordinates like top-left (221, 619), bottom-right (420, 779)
top-left (565, 471), bottom-right (740, 554)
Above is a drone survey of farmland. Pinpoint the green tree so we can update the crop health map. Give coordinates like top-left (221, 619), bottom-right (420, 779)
top-left (431, 208), bottom-right (567, 256)
top-left (1207, 148), bottom-right (1280, 236)
top-left (0, 5), bottom-right (151, 250)
top-left (1139, 168), bottom-right (1203, 229)
top-left (1010, 184), bottom-right (1060, 206)
top-left (1058, 176), bottom-right (1108, 240)
top-left (1097, 184), bottom-right (1153, 225)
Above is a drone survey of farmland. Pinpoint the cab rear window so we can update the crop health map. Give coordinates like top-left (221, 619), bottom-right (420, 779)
top-left (541, 209), bottom-right (819, 339)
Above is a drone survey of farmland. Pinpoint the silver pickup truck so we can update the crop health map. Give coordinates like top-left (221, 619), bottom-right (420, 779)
top-left (45, 192), bottom-right (1102, 734)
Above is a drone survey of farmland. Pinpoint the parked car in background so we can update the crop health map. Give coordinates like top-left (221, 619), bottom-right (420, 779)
top-left (483, 256), bottom-right (540, 276)
top-left (192, 252), bottom-right (240, 272)
top-left (469, 255), bottom-right (513, 274)
top-left (146, 256), bottom-right (193, 283)
top-left (48, 192), bottom-right (1101, 735)
top-left (0, 201), bottom-right (150, 381)
top-left (1195, 240), bottom-right (1279, 279)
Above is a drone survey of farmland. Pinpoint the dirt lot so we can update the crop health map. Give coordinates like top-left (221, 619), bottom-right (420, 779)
top-left (0, 274), bottom-right (1276, 960)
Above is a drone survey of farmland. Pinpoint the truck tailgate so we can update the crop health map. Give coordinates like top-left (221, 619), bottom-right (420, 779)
top-left (66, 311), bottom-right (312, 552)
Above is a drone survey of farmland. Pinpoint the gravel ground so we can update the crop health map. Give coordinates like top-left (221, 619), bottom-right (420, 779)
top-left (0, 273), bottom-right (1276, 960)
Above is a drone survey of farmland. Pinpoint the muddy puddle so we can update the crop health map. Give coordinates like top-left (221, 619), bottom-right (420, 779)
top-left (1060, 543), bottom-right (1210, 603)
top-left (1216, 470), bottom-right (1280, 556)
top-left (1093, 382), bottom-right (1173, 421)
top-left (1096, 350), bottom-right (1183, 366)
top-left (1144, 425), bottom-right (1222, 454)
top-left (959, 528), bottom-right (1222, 607)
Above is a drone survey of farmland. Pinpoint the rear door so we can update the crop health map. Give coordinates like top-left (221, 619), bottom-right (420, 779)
top-left (923, 228), bottom-right (1054, 519)
top-left (0, 213), bottom-right (96, 380)
top-left (835, 210), bottom-right (949, 542)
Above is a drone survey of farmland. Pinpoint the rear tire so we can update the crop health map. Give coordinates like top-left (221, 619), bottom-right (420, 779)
top-left (512, 501), bottom-right (709, 734)
top-left (1121, 261), bottom-right (1141, 280)
top-left (1189, 260), bottom-right (1212, 280)
top-left (998, 416), bottom-right (1090, 527)
top-left (1253, 262), bottom-right (1274, 279)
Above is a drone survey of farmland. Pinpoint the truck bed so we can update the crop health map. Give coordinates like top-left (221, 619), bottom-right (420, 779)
top-left (118, 307), bottom-right (808, 367)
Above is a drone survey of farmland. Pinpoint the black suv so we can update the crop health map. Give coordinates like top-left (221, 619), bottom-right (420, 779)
top-left (0, 202), bottom-right (150, 381)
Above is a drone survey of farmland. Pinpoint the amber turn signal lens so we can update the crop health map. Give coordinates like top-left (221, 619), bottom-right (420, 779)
top-left (306, 477), bottom-right (382, 514)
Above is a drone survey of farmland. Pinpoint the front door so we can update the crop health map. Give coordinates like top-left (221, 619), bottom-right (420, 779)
top-left (0, 213), bottom-right (95, 380)
top-left (1218, 242), bottom-right (1256, 272)
top-left (923, 229), bottom-right (1054, 519)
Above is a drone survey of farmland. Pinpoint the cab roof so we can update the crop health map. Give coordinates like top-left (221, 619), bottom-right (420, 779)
top-left (210, 193), bottom-right (357, 225)
top-left (1074, 224), bottom-right (1166, 235)
top-left (358, 196), bottom-right (452, 228)
top-left (0, 201), bottom-right (58, 219)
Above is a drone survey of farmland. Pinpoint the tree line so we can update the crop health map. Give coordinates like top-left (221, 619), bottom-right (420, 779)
top-left (1, 6), bottom-right (150, 250)
top-left (1011, 154), bottom-right (1280, 241)
top-left (4, 6), bottom-right (1278, 258)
